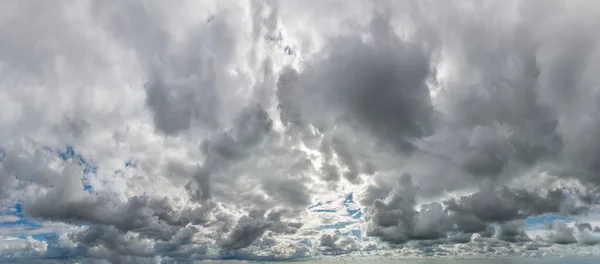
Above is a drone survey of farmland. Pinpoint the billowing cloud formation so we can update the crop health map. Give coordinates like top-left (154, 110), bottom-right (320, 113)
top-left (2, 0), bottom-right (600, 262)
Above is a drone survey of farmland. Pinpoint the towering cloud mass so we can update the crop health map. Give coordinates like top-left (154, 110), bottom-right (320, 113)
top-left (2, 0), bottom-right (600, 262)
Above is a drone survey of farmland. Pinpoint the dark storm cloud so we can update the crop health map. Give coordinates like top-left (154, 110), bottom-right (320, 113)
top-left (417, 36), bottom-right (562, 184)
top-left (24, 193), bottom-right (216, 242)
top-left (69, 225), bottom-right (155, 259)
top-left (219, 209), bottom-right (300, 250)
top-left (497, 221), bottom-right (531, 243)
top-left (364, 173), bottom-right (573, 245)
top-left (444, 187), bottom-right (566, 226)
top-left (276, 11), bottom-right (434, 153)
top-left (575, 222), bottom-right (593, 232)
top-left (17, 161), bottom-right (218, 259)
top-left (412, 202), bottom-right (451, 240)
top-left (188, 104), bottom-right (273, 202)
top-left (186, 102), bottom-right (317, 213)
top-left (316, 134), bottom-right (375, 184)
top-left (418, 0), bottom-right (600, 192)
top-left (68, 227), bottom-right (209, 264)
top-left (364, 174), bottom-right (428, 244)
top-left (359, 175), bottom-right (398, 207)
top-left (547, 220), bottom-right (577, 245)
top-left (527, 0), bottom-right (600, 187)
top-left (27, 199), bottom-right (213, 261)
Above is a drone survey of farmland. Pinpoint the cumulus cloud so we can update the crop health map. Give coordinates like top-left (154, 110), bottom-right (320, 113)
top-left (444, 187), bottom-right (568, 233)
top-left (317, 230), bottom-right (360, 255)
top-left (547, 220), bottom-right (577, 245)
top-left (2, 0), bottom-right (600, 262)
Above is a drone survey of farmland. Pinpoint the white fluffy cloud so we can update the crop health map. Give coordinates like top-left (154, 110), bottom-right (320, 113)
top-left (2, 0), bottom-right (600, 262)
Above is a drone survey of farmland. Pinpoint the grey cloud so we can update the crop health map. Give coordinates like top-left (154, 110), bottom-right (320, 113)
top-left (478, 226), bottom-right (497, 238)
top-left (330, 136), bottom-right (361, 183)
top-left (525, 238), bottom-right (553, 251)
top-left (24, 194), bottom-right (213, 242)
top-left (18, 161), bottom-right (216, 250)
top-left (141, 17), bottom-right (231, 135)
top-left (406, 1), bottom-right (576, 200)
top-left (276, 12), bottom-right (434, 153)
top-left (69, 225), bottom-right (155, 259)
top-left (5, 0), bottom-right (600, 261)
top-left (447, 233), bottom-right (473, 244)
top-left (189, 104), bottom-right (273, 202)
top-left (413, 202), bottom-right (450, 240)
top-left (547, 220), bottom-right (577, 245)
top-left (497, 221), bottom-right (531, 243)
top-left (575, 222), bottom-right (593, 232)
top-left (0, 146), bottom-right (79, 201)
top-left (260, 177), bottom-right (311, 208)
top-left (54, 115), bottom-right (90, 140)
top-left (417, 51), bottom-right (561, 185)
top-left (365, 174), bottom-right (572, 245)
top-left (364, 173), bottom-right (419, 244)
top-left (216, 236), bottom-right (312, 262)
top-left (91, 1), bottom-right (242, 135)
top-left (0, 0), bottom-right (100, 79)
top-left (153, 227), bottom-right (206, 257)
top-left (449, 213), bottom-right (493, 235)
top-left (219, 210), bottom-right (271, 250)
top-left (528, 1), bottom-right (600, 186)
top-left (27, 195), bottom-right (214, 261)
top-left (359, 175), bottom-right (397, 207)
top-left (321, 134), bottom-right (376, 184)
top-left (320, 163), bottom-right (340, 182)
top-left (249, 0), bottom-right (280, 67)
top-left (423, 0), bottom-right (600, 191)
top-left (318, 230), bottom-right (359, 255)
top-left (577, 229), bottom-right (600, 246)
top-left (187, 103), bottom-right (318, 213)
top-left (219, 209), bottom-right (300, 250)
top-left (444, 186), bottom-right (566, 227)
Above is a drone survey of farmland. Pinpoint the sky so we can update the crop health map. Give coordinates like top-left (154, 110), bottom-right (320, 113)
top-left (1, 0), bottom-right (600, 263)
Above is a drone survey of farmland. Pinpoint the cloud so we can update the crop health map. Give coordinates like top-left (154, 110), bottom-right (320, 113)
top-left (276, 11), bottom-right (434, 154)
top-left (362, 173), bottom-right (574, 245)
top-left (317, 230), bottom-right (359, 255)
top-left (2, 0), bottom-right (600, 262)
top-left (219, 209), bottom-right (299, 250)
top-left (444, 186), bottom-right (568, 232)
top-left (364, 174), bottom-right (419, 244)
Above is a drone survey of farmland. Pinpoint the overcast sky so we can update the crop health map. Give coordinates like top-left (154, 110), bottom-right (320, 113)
top-left (1, 0), bottom-right (600, 263)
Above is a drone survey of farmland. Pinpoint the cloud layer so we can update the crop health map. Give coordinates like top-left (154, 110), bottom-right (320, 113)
top-left (2, 0), bottom-right (600, 262)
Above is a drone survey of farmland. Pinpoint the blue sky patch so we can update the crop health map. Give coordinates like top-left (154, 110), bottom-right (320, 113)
top-left (48, 146), bottom-right (98, 194)
top-left (312, 209), bottom-right (338, 213)
top-left (344, 193), bottom-right (354, 204)
top-left (316, 221), bottom-right (354, 230)
top-left (0, 203), bottom-right (52, 241)
top-left (344, 192), bottom-right (362, 219)
top-left (525, 213), bottom-right (574, 228)
top-left (19, 232), bottom-right (54, 241)
top-left (125, 160), bottom-right (136, 168)
top-left (0, 204), bottom-right (39, 230)
top-left (57, 146), bottom-right (98, 174)
top-left (308, 202), bottom-right (322, 209)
